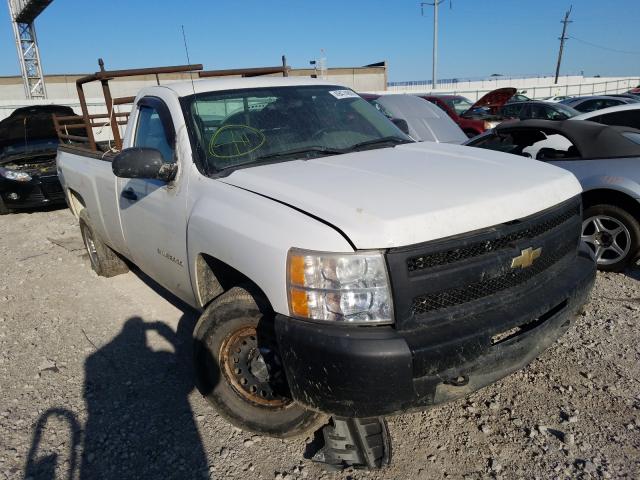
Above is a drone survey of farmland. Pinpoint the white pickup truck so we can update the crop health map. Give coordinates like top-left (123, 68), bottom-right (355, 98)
top-left (56, 69), bottom-right (596, 441)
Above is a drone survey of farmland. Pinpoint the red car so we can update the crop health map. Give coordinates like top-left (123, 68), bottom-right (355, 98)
top-left (422, 87), bottom-right (517, 138)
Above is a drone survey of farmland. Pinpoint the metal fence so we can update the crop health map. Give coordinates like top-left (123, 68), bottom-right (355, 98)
top-left (388, 73), bottom-right (573, 90)
top-left (387, 78), bottom-right (640, 101)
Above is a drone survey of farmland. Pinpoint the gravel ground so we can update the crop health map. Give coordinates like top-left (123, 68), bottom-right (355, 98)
top-left (0, 207), bottom-right (638, 480)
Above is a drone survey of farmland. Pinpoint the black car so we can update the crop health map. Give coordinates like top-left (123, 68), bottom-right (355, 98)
top-left (499, 101), bottom-right (579, 121)
top-left (0, 105), bottom-right (74, 214)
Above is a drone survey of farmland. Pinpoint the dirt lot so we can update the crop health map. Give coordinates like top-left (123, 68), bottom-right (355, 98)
top-left (0, 207), bottom-right (638, 480)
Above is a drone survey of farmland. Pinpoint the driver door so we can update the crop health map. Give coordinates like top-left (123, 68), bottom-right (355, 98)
top-left (117, 96), bottom-right (194, 303)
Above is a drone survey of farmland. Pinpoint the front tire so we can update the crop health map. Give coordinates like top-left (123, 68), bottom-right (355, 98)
top-left (194, 287), bottom-right (325, 438)
top-left (581, 204), bottom-right (640, 272)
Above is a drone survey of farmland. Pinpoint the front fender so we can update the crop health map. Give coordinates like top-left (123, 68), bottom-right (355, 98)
top-left (186, 178), bottom-right (354, 315)
top-left (580, 174), bottom-right (640, 200)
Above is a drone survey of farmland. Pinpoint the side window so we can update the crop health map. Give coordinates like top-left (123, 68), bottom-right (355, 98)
top-left (599, 111), bottom-right (640, 129)
top-left (470, 134), bottom-right (519, 154)
top-left (472, 130), bottom-right (581, 160)
top-left (547, 106), bottom-right (569, 120)
top-left (529, 104), bottom-right (546, 119)
top-left (516, 104), bottom-right (529, 118)
top-left (134, 105), bottom-right (174, 163)
top-left (501, 104), bottom-right (522, 118)
top-left (523, 132), bottom-right (581, 160)
top-left (577, 100), bottom-right (599, 112)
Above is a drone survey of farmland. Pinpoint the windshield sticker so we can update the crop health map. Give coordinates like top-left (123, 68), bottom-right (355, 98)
top-left (208, 124), bottom-right (266, 159)
top-left (329, 90), bottom-right (360, 100)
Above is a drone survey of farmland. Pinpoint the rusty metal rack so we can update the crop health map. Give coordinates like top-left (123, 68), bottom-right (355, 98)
top-left (199, 56), bottom-right (289, 79)
top-left (53, 57), bottom-right (291, 152)
top-left (53, 59), bottom-right (203, 152)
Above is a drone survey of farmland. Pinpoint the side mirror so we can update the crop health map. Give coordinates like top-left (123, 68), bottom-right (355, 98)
top-left (391, 117), bottom-right (410, 135)
top-left (112, 148), bottom-right (177, 182)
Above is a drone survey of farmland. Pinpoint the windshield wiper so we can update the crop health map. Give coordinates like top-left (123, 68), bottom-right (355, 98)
top-left (253, 146), bottom-right (345, 162)
top-left (346, 136), bottom-right (413, 152)
top-left (214, 146), bottom-right (345, 175)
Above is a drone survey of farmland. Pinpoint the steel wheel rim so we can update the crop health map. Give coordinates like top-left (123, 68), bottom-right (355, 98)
top-left (581, 214), bottom-right (631, 265)
top-left (81, 224), bottom-right (99, 269)
top-left (219, 325), bottom-right (292, 408)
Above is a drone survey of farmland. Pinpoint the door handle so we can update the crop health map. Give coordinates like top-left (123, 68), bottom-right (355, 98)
top-left (121, 188), bottom-right (138, 201)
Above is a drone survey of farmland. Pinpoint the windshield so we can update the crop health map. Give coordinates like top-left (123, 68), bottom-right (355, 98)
top-left (444, 96), bottom-right (473, 115)
top-left (553, 103), bottom-right (580, 118)
top-left (182, 85), bottom-right (410, 173)
top-left (0, 138), bottom-right (60, 160)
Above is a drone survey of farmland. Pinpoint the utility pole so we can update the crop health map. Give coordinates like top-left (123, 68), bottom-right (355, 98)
top-left (421, 1), bottom-right (444, 89)
top-left (554, 5), bottom-right (572, 84)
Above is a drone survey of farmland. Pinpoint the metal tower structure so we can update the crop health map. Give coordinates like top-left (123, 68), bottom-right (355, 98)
top-left (7, 0), bottom-right (53, 99)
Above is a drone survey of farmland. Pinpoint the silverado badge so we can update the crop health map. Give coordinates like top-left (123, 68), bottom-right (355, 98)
top-left (511, 247), bottom-right (542, 269)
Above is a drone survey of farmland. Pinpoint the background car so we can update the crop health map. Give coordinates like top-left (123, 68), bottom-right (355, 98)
top-left (465, 119), bottom-right (640, 271)
top-left (362, 94), bottom-right (467, 144)
top-left (499, 101), bottom-right (580, 121)
top-left (542, 95), bottom-right (574, 102)
top-left (570, 103), bottom-right (640, 130)
top-left (608, 93), bottom-right (640, 101)
top-left (0, 105), bottom-right (75, 214)
top-left (506, 93), bottom-right (531, 103)
top-left (560, 95), bottom-right (638, 113)
top-left (423, 87), bottom-right (517, 137)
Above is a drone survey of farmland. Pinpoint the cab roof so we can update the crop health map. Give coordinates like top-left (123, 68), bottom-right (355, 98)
top-left (162, 76), bottom-right (343, 98)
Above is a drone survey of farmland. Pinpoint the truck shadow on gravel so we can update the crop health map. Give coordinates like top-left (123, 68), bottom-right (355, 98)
top-left (25, 273), bottom-right (213, 479)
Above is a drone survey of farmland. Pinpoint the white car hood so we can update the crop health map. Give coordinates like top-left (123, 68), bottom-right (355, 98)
top-left (220, 142), bottom-right (582, 249)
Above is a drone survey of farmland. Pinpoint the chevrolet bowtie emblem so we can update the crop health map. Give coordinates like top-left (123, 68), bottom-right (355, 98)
top-left (511, 247), bottom-right (542, 269)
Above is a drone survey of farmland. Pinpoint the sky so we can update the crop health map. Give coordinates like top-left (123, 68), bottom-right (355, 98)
top-left (1, 0), bottom-right (639, 82)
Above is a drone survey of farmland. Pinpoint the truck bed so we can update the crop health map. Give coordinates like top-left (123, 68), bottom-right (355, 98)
top-left (56, 145), bottom-right (127, 255)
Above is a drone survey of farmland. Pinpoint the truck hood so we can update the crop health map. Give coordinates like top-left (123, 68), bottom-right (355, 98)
top-left (220, 142), bottom-right (582, 249)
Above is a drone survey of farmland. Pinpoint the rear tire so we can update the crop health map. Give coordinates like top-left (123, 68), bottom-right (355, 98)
top-left (581, 204), bottom-right (640, 272)
top-left (78, 209), bottom-right (129, 277)
top-left (194, 287), bottom-right (325, 438)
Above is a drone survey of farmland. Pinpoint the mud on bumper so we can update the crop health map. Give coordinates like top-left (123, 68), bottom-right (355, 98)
top-left (274, 251), bottom-right (595, 418)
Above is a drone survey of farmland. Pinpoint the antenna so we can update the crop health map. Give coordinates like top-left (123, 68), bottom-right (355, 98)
top-left (181, 25), bottom-right (201, 124)
top-left (181, 25), bottom-right (198, 99)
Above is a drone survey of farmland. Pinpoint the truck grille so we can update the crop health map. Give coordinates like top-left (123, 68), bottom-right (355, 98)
top-left (407, 203), bottom-right (579, 272)
top-left (411, 239), bottom-right (575, 315)
top-left (386, 197), bottom-right (582, 329)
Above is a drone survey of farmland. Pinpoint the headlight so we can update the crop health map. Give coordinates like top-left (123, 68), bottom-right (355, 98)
top-left (287, 248), bottom-right (393, 324)
top-left (483, 120), bottom-right (500, 130)
top-left (0, 168), bottom-right (31, 182)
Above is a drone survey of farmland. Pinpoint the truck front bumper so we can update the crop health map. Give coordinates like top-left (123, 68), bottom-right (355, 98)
top-left (274, 250), bottom-right (595, 417)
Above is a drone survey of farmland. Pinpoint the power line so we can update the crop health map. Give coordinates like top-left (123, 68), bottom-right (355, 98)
top-left (568, 36), bottom-right (640, 55)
